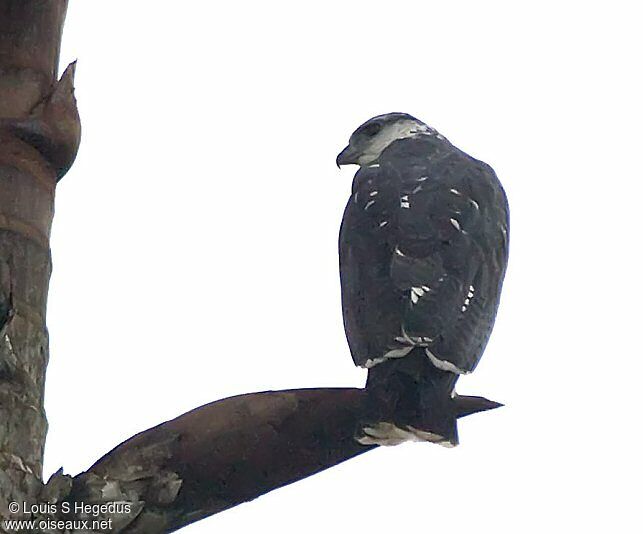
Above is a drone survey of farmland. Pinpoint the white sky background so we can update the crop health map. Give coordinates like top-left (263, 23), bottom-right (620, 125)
top-left (43, 1), bottom-right (642, 532)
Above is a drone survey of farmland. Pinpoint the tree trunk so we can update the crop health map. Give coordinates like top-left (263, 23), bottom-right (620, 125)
top-left (0, 5), bottom-right (376, 531)
top-left (0, 0), bottom-right (79, 528)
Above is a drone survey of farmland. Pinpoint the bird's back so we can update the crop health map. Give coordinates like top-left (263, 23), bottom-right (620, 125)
top-left (339, 135), bottom-right (509, 373)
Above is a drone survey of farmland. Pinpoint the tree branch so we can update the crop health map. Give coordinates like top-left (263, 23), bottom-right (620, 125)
top-left (39, 388), bottom-right (373, 533)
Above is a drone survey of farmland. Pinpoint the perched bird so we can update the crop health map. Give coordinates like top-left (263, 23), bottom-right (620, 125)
top-left (337, 113), bottom-right (509, 446)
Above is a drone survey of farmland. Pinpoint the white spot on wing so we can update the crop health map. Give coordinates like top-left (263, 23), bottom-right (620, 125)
top-left (396, 325), bottom-right (432, 346)
top-left (379, 220), bottom-right (388, 227)
top-left (470, 198), bottom-right (479, 209)
top-left (395, 333), bottom-right (433, 345)
top-left (364, 345), bottom-right (414, 368)
top-left (450, 218), bottom-right (461, 230)
top-left (383, 346), bottom-right (414, 359)
top-left (369, 190), bottom-right (378, 196)
top-left (364, 357), bottom-right (387, 368)
top-left (450, 188), bottom-right (461, 195)
top-left (364, 200), bottom-right (375, 210)
top-left (425, 348), bottom-right (470, 375)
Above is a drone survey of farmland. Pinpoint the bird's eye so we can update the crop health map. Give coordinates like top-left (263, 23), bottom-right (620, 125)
top-left (362, 123), bottom-right (382, 137)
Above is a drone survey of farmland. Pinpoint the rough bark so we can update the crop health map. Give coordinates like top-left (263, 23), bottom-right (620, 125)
top-left (0, 0), bottom-right (79, 530)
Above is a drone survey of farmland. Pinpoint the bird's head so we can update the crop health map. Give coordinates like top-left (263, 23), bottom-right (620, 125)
top-left (336, 112), bottom-right (433, 168)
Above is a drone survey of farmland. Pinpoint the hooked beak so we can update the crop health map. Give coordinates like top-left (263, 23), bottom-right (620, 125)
top-left (336, 145), bottom-right (359, 168)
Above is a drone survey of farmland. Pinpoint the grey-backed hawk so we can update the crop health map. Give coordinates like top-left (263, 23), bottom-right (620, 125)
top-left (337, 112), bottom-right (509, 446)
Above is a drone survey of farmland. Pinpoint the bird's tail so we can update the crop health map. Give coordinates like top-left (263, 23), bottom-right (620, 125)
top-left (356, 348), bottom-right (501, 446)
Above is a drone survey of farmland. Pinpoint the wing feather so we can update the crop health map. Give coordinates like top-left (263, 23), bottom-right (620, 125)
top-left (339, 135), bottom-right (509, 372)
top-left (381, 138), bottom-right (509, 373)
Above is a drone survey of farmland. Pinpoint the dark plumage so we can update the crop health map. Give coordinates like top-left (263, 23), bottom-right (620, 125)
top-left (337, 113), bottom-right (509, 445)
